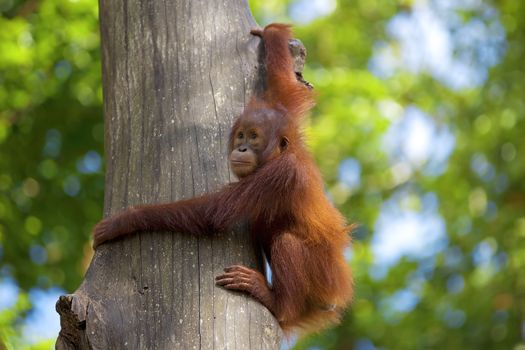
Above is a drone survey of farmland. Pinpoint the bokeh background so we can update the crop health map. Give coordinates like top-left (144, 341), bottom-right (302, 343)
top-left (0, 0), bottom-right (523, 349)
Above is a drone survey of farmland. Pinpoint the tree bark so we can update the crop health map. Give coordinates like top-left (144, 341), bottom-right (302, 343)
top-left (55, 0), bottom-right (285, 348)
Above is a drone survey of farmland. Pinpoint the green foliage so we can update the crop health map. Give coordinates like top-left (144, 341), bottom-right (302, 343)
top-left (1, 0), bottom-right (524, 348)
top-left (0, 291), bottom-right (30, 349)
top-left (268, 1), bottom-right (524, 349)
top-left (0, 0), bottom-right (103, 292)
top-left (0, 0), bottom-right (103, 345)
top-left (0, 289), bottom-right (53, 349)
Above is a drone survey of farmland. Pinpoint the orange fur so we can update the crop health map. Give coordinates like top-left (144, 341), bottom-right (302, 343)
top-left (92, 23), bottom-right (353, 333)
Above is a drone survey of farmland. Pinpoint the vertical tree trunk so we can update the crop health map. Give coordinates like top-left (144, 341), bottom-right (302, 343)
top-left (55, 0), bottom-right (283, 348)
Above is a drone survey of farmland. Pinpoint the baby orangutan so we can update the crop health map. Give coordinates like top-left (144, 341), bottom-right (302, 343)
top-left (93, 23), bottom-right (352, 331)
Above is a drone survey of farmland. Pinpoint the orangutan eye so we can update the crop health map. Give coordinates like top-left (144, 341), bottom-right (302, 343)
top-left (250, 132), bottom-right (257, 139)
top-left (238, 132), bottom-right (244, 139)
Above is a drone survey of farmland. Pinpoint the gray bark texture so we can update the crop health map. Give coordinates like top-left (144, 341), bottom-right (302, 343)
top-left (54, 0), bottom-right (292, 349)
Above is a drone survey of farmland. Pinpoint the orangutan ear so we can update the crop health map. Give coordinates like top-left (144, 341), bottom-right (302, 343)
top-left (280, 137), bottom-right (289, 151)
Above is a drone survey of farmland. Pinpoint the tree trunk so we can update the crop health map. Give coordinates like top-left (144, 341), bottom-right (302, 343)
top-left (55, 0), bottom-right (283, 348)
